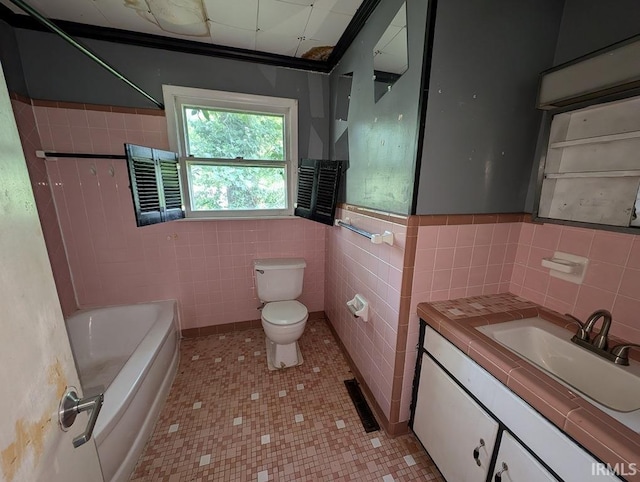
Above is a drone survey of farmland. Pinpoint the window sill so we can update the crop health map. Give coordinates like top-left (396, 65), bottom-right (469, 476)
top-left (176, 215), bottom-right (301, 222)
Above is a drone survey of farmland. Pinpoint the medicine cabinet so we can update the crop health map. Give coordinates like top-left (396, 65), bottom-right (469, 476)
top-left (535, 93), bottom-right (640, 230)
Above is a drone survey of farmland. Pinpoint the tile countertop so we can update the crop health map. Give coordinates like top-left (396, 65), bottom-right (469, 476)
top-left (417, 293), bottom-right (640, 482)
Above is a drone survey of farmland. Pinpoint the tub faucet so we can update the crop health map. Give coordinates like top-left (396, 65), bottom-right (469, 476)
top-left (583, 309), bottom-right (612, 350)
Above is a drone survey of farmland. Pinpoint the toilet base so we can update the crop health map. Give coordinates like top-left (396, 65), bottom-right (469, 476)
top-left (265, 338), bottom-right (304, 370)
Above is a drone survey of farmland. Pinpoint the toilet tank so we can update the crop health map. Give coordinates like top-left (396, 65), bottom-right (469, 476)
top-left (254, 258), bottom-right (306, 302)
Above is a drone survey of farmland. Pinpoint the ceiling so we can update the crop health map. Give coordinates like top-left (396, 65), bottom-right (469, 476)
top-left (0, 0), bottom-right (372, 64)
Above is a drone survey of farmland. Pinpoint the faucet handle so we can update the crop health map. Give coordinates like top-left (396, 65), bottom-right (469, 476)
top-left (565, 314), bottom-right (589, 342)
top-left (610, 344), bottom-right (640, 366)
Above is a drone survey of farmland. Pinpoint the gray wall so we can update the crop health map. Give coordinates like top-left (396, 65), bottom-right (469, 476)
top-left (0, 20), bottom-right (27, 96)
top-left (13, 28), bottom-right (330, 160)
top-left (554, 0), bottom-right (640, 66)
top-left (329, 0), bottom-right (429, 215)
top-left (415, 0), bottom-right (563, 215)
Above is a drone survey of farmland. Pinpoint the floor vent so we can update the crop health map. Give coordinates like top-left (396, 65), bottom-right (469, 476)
top-left (344, 378), bottom-right (380, 433)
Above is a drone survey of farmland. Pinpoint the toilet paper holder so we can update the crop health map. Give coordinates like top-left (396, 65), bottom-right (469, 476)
top-left (347, 294), bottom-right (369, 322)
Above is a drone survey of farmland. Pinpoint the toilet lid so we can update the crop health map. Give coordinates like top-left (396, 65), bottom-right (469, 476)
top-left (262, 300), bottom-right (308, 325)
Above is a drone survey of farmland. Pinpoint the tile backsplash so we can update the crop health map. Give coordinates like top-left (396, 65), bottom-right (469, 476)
top-left (511, 222), bottom-right (640, 344)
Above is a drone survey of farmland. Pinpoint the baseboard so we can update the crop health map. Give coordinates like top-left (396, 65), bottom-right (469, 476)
top-left (181, 310), bottom-right (326, 338)
top-left (324, 314), bottom-right (408, 438)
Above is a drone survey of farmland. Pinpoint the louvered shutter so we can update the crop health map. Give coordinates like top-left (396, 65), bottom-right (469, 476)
top-left (294, 159), bottom-right (344, 226)
top-left (126, 144), bottom-right (184, 227)
top-left (295, 159), bottom-right (317, 219)
top-left (156, 150), bottom-right (185, 222)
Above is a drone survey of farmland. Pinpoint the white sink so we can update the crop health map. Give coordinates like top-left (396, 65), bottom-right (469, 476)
top-left (476, 317), bottom-right (640, 431)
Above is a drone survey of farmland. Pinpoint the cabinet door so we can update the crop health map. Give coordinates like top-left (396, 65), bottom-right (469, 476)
top-left (413, 355), bottom-right (499, 481)
top-left (492, 431), bottom-right (558, 482)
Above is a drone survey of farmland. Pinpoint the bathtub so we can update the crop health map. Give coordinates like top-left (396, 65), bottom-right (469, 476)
top-left (66, 300), bottom-right (180, 482)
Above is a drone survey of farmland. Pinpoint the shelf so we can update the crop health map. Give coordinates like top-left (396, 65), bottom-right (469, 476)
top-left (549, 130), bottom-right (640, 149)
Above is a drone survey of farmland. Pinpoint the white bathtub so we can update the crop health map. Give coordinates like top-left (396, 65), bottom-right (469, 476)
top-left (66, 300), bottom-right (180, 482)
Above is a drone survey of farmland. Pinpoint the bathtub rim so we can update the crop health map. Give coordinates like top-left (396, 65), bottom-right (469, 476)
top-left (66, 299), bottom-right (179, 445)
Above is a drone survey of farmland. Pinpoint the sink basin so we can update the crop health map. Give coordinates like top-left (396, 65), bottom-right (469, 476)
top-left (476, 317), bottom-right (640, 414)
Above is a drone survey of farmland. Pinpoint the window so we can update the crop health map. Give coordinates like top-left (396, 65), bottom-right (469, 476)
top-left (163, 85), bottom-right (298, 218)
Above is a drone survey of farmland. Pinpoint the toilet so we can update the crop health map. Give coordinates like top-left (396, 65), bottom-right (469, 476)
top-left (254, 258), bottom-right (308, 370)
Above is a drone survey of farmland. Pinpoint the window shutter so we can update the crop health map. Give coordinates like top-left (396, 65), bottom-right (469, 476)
top-left (295, 159), bottom-right (317, 219)
top-left (294, 159), bottom-right (344, 226)
top-left (125, 143), bottom-right (184, 227)
top-left (157, 150), bottom-right (185, 222)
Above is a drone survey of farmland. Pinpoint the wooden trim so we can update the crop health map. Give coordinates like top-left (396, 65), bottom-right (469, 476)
top-left (338, 203), bottom-right (410, 225)
top-left (9, 92), bottom-right (31, 104)
top-left (337, 206), bottom-right (529, 227)
top-left (417, 213), bottom-right (527, 226)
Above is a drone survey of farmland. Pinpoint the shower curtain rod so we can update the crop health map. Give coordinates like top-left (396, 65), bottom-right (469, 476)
top-left (36, 150), bottom-right (126, 160)
top-left (8, 0), bottom-right (164, 110)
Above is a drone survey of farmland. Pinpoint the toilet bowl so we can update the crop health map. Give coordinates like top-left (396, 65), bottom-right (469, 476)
top-left (261, 300), bottom-right (308, 369)
top-left (254, 258), bottom-right (308, 370)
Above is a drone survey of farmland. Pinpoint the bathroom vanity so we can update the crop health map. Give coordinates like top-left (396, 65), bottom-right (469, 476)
top-left (410, 294), bottom-right (640, 482)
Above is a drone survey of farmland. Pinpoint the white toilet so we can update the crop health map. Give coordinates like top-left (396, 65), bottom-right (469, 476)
top-left (254, 258), bottom-right (308, 370)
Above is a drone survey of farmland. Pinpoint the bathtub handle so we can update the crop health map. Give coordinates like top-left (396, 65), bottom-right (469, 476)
top-left (59, 389), bottom-right (104, 448)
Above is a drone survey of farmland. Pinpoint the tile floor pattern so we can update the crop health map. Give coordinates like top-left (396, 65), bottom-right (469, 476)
top-left (131, 318), bottom-right (444, 481)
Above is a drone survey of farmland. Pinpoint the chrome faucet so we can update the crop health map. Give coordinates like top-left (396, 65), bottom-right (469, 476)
top-left (566, 310), bottom-right (617, 361)
top-left (583, 309), bottom-right (612, 350)
top-left (566, 310), bottom-right (639, 365)
top-left (610, 344), bottom-right (640, 366)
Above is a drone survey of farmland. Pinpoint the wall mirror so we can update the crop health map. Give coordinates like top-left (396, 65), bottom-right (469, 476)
top-left (372, 2), bottom-right (408, 103)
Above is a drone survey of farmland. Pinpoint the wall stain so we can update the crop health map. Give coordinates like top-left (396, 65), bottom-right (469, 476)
top-left (1, 415), bottom-right (52, 482)
top-left (1, 358), bottom-right (68, 481)
top-left (48, 358), bottom-right (68, 400)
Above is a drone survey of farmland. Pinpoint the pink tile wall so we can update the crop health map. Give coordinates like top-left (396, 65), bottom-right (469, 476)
top-left (11, 99), bottom-right (76, 316)
top-left (29, 104), bottom-right (326, 329)
top-left (511, 222), bottom-right (640, 344)
top-left (325, 208), bottom-right (408, 420)
top-left (401, 222), bottom-right (521, 421)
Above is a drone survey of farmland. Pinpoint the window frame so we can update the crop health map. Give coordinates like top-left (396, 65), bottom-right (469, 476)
top-left (163, 85), bottom-right (298, 219)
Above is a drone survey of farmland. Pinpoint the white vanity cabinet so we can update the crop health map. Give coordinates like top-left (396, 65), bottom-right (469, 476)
top-left (411, 322), bottom-right (621, 482)
top-left (413, 356), bottom-right (499, 481)
top-left (493, 431), bottom-right (557, 482)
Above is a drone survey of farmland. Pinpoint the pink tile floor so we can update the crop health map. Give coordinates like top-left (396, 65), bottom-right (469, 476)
top-left (130, 318), bottom-right (443, 481)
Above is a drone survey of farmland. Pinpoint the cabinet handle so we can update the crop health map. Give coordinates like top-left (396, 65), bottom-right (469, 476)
top-left (494, 462), bottom-right (508, 482)
top-left (472, 438), bottom-right (485, 466)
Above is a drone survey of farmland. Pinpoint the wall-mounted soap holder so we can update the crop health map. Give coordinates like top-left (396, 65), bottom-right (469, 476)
top-left (347, 294), bottom-right (369, 322)
top-left (541, 251), bottom-right (589, 284)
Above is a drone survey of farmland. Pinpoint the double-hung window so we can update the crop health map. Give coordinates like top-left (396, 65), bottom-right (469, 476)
top-left (163, 85), bottom-right (298, 218)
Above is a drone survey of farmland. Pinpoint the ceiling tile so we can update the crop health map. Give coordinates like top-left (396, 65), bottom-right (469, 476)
top-left (205, 0), bottom-right (258, 31)
top-left (25, 0), bottom-right (105, 25)
top-left (255, 30), bottom-right (300, 57)
top-left (313, 0), bottom-right (363, 16)
top-left (275, 0), bottom-right (313, 5)
top-left (210, 23), bottom-right (257, 50)
top-left (258, 0), bottom-right (311, 35)
top-left (304, 7), bottom-right (352, 43)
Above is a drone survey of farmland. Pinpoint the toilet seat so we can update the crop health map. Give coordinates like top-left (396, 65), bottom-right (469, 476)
top-left (262, 300), bottom-right (308, 325)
